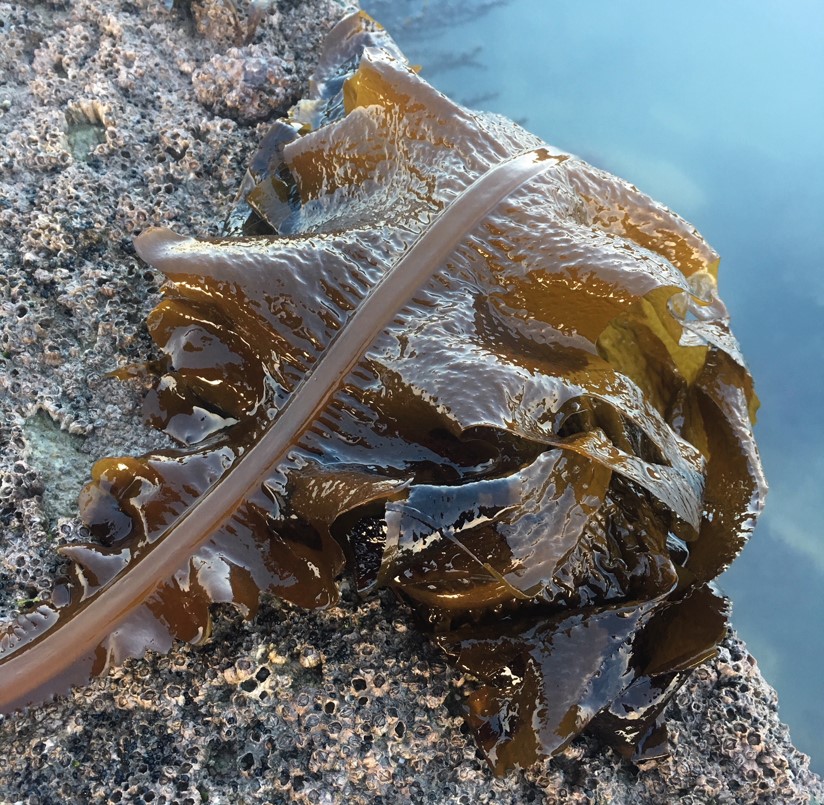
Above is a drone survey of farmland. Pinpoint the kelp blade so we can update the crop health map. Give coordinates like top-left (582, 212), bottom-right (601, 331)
top-left (0, 10), bottom-right (764, 778)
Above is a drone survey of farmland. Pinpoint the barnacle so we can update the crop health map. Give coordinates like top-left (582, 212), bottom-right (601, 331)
top-left (0, 12), bottom-right (765, 774)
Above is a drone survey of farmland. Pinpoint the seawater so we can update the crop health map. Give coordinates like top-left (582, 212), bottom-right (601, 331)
top-left (362, 0), bottom-right (824, 773)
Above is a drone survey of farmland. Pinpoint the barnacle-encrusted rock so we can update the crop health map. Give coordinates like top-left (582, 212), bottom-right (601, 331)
top-left (192, 46), bottom-right (298, 123)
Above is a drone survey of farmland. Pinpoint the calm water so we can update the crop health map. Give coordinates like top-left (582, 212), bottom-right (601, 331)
top-left (363, 0), bottom-right (824, 773)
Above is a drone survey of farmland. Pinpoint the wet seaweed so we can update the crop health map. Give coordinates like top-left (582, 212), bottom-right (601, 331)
top-left (0, 12), bottom-right (765, 774)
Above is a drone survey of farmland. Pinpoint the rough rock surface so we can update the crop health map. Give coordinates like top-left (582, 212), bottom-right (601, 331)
top-left (0, 1), bottom-right (822, 802)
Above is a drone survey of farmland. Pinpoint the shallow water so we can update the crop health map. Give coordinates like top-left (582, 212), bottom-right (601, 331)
top-left (363, 0), bottom-right (824, 773)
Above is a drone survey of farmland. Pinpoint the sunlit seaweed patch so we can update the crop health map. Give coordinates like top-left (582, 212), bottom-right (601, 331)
top-left (0, 12), bottom-right (765, 774)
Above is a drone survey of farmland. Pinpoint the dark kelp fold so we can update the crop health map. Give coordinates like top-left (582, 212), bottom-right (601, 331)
top-left (0, 12), bottom-right (766, 774)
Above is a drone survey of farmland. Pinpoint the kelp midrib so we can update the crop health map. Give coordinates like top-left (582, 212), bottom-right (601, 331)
top-left (0, 147), bottom-right (563, 715)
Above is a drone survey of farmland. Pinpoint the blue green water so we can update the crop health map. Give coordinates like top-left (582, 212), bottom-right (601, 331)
top-left (362, 0), bottom-right (824, 773)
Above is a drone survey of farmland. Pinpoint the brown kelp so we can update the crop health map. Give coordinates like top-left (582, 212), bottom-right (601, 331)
top-left (0, 12), bottom-right (765, 774)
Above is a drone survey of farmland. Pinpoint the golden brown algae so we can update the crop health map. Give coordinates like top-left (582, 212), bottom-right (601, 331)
top-left (0, 12), bottom-right (765, 775)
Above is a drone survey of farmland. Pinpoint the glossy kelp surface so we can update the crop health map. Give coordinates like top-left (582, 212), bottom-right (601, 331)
top-left (0, 12), bottom-right (765, 775)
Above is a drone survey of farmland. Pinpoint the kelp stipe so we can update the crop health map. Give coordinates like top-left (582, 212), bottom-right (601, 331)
top-left (0, 11), bottom-right (765, 774)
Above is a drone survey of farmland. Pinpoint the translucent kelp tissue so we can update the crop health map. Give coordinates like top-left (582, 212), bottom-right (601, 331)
top-left (0, 12), bottom-right (766, 774)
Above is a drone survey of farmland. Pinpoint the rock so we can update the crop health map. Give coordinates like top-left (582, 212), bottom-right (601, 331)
top-left (193, 46), bottom-right (298, 123)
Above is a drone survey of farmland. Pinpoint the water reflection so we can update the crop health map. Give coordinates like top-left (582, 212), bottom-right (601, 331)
top-left (362, 0), bottom-right (824, 773)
